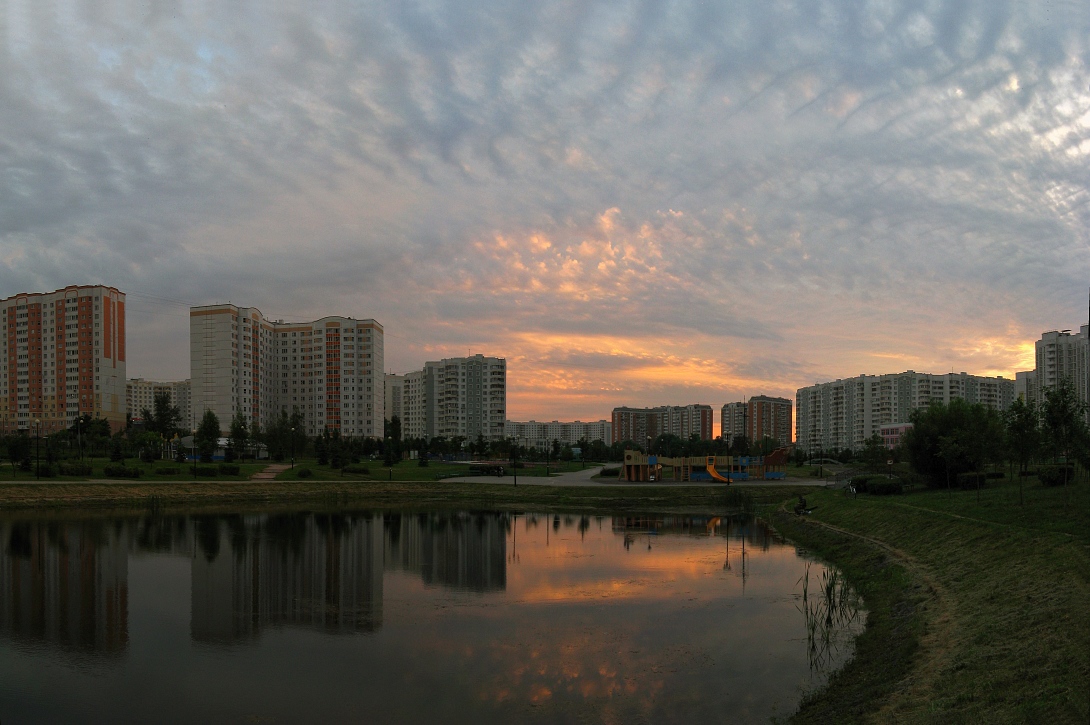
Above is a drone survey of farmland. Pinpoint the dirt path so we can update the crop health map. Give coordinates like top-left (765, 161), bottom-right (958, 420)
top-left (250, 464), bottom-right (289, 481)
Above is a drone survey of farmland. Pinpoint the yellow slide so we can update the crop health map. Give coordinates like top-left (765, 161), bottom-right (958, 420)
top-left (706, 457), bottom-right (731, 483)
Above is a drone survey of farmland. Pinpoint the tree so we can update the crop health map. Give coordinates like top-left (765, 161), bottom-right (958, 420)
top-left (860, 433), bottom-right (888, 473)
top-left (1004, 397), bottom-right (1039, 506)
top-left (147, 392), bottom-right (182, 441)
top-left (228, 412), bottom-right (249, 463)
top-left (194, 410), bottom-right (221, 463)
top-left (904, 399), bottom-right (1004, 488)
top-left (1040, 378), bottom-right (1089, 493)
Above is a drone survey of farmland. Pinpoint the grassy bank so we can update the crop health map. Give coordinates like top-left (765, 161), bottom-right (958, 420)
top-left (775, 481), bottom-right (1090, 723)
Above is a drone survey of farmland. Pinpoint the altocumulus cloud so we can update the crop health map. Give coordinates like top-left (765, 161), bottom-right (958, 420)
top-left (2, 0), bottom-right (1089, 421)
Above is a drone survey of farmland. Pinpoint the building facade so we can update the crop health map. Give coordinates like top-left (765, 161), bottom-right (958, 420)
top-left (1, 285), bottom-right (126, 434)
top-left (610, 404), bottom-right (714, 444)
top-left (127, 378), bottom-right (191, 427)
top-left (503, 420), bottom-right (612, 450)
top-left (1029, 326), bottom-right (1089, 425)
top-left (190, 304), bottom-right (384, 437)
top-left (796, 371), bottom-right (1016, 454)
top-left (720, 396), bottom-right (793, 447)
top-left (388, 355), bottom-right (506, 442)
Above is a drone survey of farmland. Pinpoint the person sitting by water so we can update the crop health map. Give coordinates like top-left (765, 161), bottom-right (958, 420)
top-left (794, 495), bottom-right (807, 515)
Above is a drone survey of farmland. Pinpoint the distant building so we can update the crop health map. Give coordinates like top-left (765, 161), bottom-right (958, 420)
top-left (190, 304), bottom-right (384, 437)
top-left (1014, 370), bottom-right (1038, 407)
top-left (611, 405), bottom-right (714, 444)
top-left (796, 371), bottom-right (1015, 454)
top-left (720, 396), bottom-right (793, 447)
top-left (504, 420), bottom-right (612, 450)
top-left (388, 355), bottom-right (506, 442)
top-left (127, 378), bottom-right (191, 427)
top-left (880, 422), bottom-right (913, 450)
top-left (1, 285), bottom-right (127, 434)
top-left (1028, 326), bottom-right (1089, 425)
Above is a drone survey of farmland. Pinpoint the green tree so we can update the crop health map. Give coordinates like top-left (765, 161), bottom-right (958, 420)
top-left (194, 410), bottom-right (221, 463)
top-left (1004, 397), bottom-right (1039, 506)
top-left (146, 392), bottom-right (182, 441)
top-left (860, 433), bottom-right (888, 473)
top-left (904, 399), bottom-right (1004, 488)
top-left (1040, 378), bottom-right (1089, 493)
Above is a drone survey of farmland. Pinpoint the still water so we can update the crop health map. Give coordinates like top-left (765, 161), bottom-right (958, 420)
top-left (0, 510), bottom-right (863, 723)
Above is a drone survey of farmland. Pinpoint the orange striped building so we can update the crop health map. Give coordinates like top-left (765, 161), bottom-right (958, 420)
top-left (1, 285), bottom-right (127, 434)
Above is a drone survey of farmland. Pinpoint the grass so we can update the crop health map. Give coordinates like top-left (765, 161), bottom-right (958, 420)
top-left (775, 476), bottom-right (1090, 723)
top-left (0, 459), bottom-right (267, 482)
top-left (274, 458), bottom-right (595, 481)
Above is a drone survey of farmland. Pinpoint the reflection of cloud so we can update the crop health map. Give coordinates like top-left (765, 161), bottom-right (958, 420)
top-left (4, 2), bottom-right (1089, 419)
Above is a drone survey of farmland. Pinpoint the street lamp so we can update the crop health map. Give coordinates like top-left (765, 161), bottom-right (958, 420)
top-left (290, 426), bottom-right (295, 470)
top-left (192, 429), bottom-right (198, 478)
top-left (34, 418), bottom-right (41, 480)
top-left (513, 435), bottom-right (520, 487)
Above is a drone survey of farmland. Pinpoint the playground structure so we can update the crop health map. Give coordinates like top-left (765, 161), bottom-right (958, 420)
top-left (619, 448), bottom-right (789, 483)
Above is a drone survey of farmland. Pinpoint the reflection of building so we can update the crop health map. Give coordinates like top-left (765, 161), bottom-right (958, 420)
top-left (383, 512), bottom-right (506, 592)
top-left (191, 513), bottom-right (384, 643)
top-left (610, 515), bottom-right (776, 550)
top-left (0, 520), bottom-right (129, 655)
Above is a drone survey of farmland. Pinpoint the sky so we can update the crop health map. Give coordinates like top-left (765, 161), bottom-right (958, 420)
top-left (3, 0), bottom-right (1090, 426)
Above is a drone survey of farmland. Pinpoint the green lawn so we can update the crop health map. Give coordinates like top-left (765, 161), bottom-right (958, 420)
top-left (775, 475), bottom-right (1090, 723)
top-left (0, 459), bottom-right (268, 482)
top-left (274, 457), bottom-right (598, 481)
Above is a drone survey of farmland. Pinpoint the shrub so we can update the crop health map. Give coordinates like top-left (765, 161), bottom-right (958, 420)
top-left (599, 466), bottom-right (621, 477)
top-left (103, 464), bottom-right (142, 478)
top-left (297, 467), bottom-right (312, 479)
top-left (194, 467), bottom-right (218, 477)
top-left (155, 467), bottom-right (179, 475)
top-left (341, 465), bottom-right (370, 475)
top-left (18, 458), bottom-right (32, 472)
top-left (59, 463), bottom-right (93, 476)
top-left (217, 463), bottom-right (240, 476)
top-left (851, 475), bottom-right (902, 495)
top-left (1038, 466), bottom-right (1074, 487)
top-left (37, 464), bottom-right (57, 478)
top-left (986, 471), bottom-right (1006, 479)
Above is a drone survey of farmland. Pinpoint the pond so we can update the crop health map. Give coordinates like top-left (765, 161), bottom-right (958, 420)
top-left (0, 509), bottom-right (863, 723)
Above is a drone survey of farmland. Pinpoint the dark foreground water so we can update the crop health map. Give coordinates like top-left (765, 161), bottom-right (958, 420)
top-left (0, 510), bottom-right (863, 724)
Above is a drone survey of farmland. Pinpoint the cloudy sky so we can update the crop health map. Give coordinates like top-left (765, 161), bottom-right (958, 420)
top-left (3, 1), bottom-right (1090, 426)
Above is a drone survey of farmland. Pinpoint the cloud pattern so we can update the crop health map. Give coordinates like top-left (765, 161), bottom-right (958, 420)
top-left (2, 1), bottom-right (1089, 424)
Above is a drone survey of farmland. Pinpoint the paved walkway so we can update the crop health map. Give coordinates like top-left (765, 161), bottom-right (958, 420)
top-left (442, 465), bottom-right (830, 488)
top-left (250, 463), bottom-right (290, 481)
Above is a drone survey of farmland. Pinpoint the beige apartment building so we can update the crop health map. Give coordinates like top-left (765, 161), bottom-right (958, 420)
top-left (190, 304), bottom-right (384, 437)
top-left (795, 371), bottom-right (1016, 454)
top-left (127, 378), bottom-right (191, 426)
top-left (387, 355), bottom-right (506, 442)
top-left (503, 420), bottom-right (612, 450)
top-left (1, 285), bottom-right (127, 435)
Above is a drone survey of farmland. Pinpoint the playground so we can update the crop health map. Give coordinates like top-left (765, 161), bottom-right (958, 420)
top-left (618, 448), bottom-right (789, 483)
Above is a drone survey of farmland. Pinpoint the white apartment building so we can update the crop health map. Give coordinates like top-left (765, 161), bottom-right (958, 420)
top-left (503, 420), bottom-right (612, 450)
top-left (387, 355), bottom-right (506, 442)
top-left (190, 304), bottom-right (384, 437)
top-left (1, 285), bottom-right (127, 434)
top-left (1026, 325), bottom-right (1089, 424)
top-left (796, 371), bottom-right (1016, 454)
top-left (128, 378), bottom-right (191, 426)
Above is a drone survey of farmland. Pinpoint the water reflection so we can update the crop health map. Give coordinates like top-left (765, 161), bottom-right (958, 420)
top-left (0, 509), bottom-right (863, 723)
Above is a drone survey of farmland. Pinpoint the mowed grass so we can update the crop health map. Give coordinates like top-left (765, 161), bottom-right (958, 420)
top-left (274, 458), bottom-right (592, 481)
top-left (776, 477), bottom-right (1090, 723)
top-left (0, 459), bottom-right (268, 482)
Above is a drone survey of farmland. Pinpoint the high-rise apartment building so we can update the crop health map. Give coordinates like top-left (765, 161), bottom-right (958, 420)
top-left (190, 304), bottom-right (383, 437)
top-left (1028, 327), bottom-right (1089, 425)
top-left (721, 396), bottom-right (793, 447)
top-left (127, 378), bottom-right (191, 426)
top-left (388, 355), bottom-right (506, 442)
top-left (504, 420), bottom-right (612, 450)
top-left (610, 404), bottom-right (714, 444)
top-left (796, 370), bottom-right (1016, 454)
top-left (1, 285), bottom-right (126, 434)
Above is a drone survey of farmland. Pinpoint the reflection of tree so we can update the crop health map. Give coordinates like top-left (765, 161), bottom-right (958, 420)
top-left (194, 516), bottom-right (220, 563)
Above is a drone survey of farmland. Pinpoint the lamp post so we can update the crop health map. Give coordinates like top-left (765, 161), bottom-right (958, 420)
top-left (192, 429), bottom-right (197, 478)
top-left (76, 416), bottom-right (83, 462)
top-left (290, 427), bottom-right (295, 470)
top-left (34, 418), bottom-right (41, 480)
top-left (513, 435), bottom-right (520, 487)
